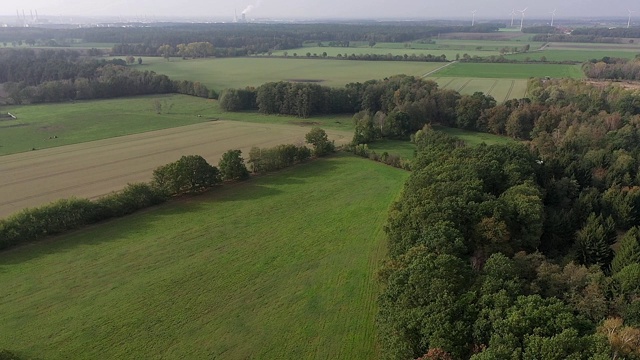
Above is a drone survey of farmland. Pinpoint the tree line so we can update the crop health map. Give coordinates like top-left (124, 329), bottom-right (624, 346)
top-left (0, 127), bottom-right (334, 251)
top-left (0, 49), bottom-right (214, 104)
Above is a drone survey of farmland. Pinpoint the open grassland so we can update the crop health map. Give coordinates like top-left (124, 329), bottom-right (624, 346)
top-left (428, 77), bottom-right (528, 101)
top-left (0, 121), bottom-right (352, 218)
top-left (367, 140), bottom-right (416, 159)
top-left (433, 125), bottom-right (515, 146)
top-left (0, 154), bottom-right (409, 359)
top-left (432, 62), bottom-right (584, 79)
top-left (0, 95), bottom-right (355, 156)
top-left (137, 57), bottom-right (443, 91)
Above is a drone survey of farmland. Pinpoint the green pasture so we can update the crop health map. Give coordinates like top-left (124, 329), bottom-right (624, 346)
top-left (505, 49), bottom-right (639, 62)
top-left (0, 154), bottom-right (408, 359)
top-left (136, 57), bottom-right (443, 91)
top-left (432, 62), bottom-right (584, 79)
top-left (428, 77), bottom-right (528, 101)
top-left (367, 140), bottom-right (416, 159)
top-left (0, 95), bottom-right (354, 156)
top-left (433, 125), bottom-right (515, 146)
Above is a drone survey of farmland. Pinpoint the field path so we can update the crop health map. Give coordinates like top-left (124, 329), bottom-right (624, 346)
top-left (421, 61), bottom-right (457, 78)
top-left (0, 121), bottom-right (352, 219)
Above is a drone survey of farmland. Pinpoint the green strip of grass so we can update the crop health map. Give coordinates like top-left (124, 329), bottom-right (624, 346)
top-left (0, 154), bottom-right (409, 359)
top-left (434, 62), bottom-right (584, 79)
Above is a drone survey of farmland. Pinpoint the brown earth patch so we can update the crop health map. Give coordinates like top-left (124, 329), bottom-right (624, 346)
top-left (585, 80), bottom-right (640, 90)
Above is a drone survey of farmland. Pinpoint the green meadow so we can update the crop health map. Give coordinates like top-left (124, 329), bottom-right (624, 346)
top-left (433, 62), bottom-right (584, 79)
top-left (0, 154), bottom-right (409, 359)
top-left (505, 49), bottom-right (639, 62)
top-left (0, 95), bottom-right (355, 155)
top-left (137, 57), bottom-right (443, 91)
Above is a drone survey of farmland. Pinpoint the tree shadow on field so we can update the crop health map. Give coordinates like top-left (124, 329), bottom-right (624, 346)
top-left (0, 156), bottom-right (342, 266)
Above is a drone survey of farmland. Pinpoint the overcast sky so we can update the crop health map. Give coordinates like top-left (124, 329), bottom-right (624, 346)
top-left (3, 0), bottom-right (639, 20)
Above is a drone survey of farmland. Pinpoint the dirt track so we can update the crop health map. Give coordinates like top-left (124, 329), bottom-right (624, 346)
top-left (0, 121), bottom-right (352, 219)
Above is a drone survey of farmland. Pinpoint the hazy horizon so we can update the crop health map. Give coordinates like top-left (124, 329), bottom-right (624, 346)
top-left (2, 0), bottom-right (639, 20)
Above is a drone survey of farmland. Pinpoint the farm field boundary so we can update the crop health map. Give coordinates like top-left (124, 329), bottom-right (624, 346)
top-left (0, 154), bottom-right (409, 359)
top-left (0, 121), bottom-right (352, 218)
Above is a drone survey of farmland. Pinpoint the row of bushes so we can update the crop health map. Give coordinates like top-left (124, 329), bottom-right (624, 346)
top-left (0, 183), bottom-right (167, 250)
top-left (349, 143), bottom-right (412, 171)
top-left (0, 128), bottom-right (335, 252)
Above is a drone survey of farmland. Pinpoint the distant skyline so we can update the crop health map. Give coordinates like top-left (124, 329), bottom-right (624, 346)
top-left (2, 0), bottom-right (639, 20)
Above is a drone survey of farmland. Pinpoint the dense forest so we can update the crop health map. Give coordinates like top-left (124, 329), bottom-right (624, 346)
top-left (332, 77), bottom-right (640, 358)
top-left (583, 56), bottom-right (640, 80)
top-left (0, 49), bottom-right (214, 103)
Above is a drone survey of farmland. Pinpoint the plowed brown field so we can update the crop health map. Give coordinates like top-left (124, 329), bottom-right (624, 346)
top-left (0, 121), bottom-right (352, 218)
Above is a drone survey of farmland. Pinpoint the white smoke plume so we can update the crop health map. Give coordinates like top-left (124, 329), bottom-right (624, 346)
top-left (242, 0), bottom-right (262, 14)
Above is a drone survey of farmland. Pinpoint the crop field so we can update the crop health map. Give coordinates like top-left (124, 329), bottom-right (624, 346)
top-left (138, 57), bottom-right (444, 91)
top-left (0, 95), bottom-right (356, 156)
top-left (505, 49), bottom-right (638, 62)
top-left (432, 62), bottom-right (584, 79)
top-left (0, 121), bottom-right (352, 218)
top-left (428, 77), bottom-right (528, 101)
top-left (0, 154), bottom-right (409, 359)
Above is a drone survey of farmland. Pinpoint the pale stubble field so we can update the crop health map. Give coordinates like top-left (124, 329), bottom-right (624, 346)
top-left (0, 120), bottom-right (352, 218)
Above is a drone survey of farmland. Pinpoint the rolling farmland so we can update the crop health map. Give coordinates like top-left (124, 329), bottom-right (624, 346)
top-left (428, 77), bottom-right (528, 101)
top-left (0, 121), bottom-right (352, 219)
top-left (0, 154), bottom-right (408, 359)
top-left (138, 57), bottom-right (444, 91)
top-left (0, 95), bottom-right (354, 156)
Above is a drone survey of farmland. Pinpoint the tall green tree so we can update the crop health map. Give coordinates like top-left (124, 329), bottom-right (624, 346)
top-left (218, 150), bottom-right (249, 181)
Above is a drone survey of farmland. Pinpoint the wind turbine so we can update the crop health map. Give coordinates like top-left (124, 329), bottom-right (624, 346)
top-left (471, 10), bottom-right (477, 26)
top-left (510, 9), bottom-right (516, 27)
top-left (550, 9), bottom-right (556, 26)
top-left (519, 7), bottom-right (528, 30)
top-left (628, 9), bottom-right (635, 29)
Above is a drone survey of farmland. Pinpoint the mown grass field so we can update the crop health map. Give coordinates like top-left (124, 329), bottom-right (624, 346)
top-left (0, 154), bottom-right (409, 359)
top-left (0, 121), bottom-right (352, 218)
top-left (432, 62), bottom-right (585, 79)
top-left (137, 57), bottom-right (443, 91)
top-left (428, 77), bottom-right (528, 101)
top-left (0, 94), bottom-right (355, 156)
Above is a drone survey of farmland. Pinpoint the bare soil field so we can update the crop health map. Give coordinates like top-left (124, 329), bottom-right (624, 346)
top-left (0, 121), bottom-right (352, 219)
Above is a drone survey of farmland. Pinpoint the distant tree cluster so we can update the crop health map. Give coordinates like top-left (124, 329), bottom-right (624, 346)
top-left (0, 49), bottom-right (213, 104)
top-left (583, 56), bottom-right (640, 80)
top-left (572, 27), bottom-right (640, 39)
top-left (531, 34), bottom-right (623, 43)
